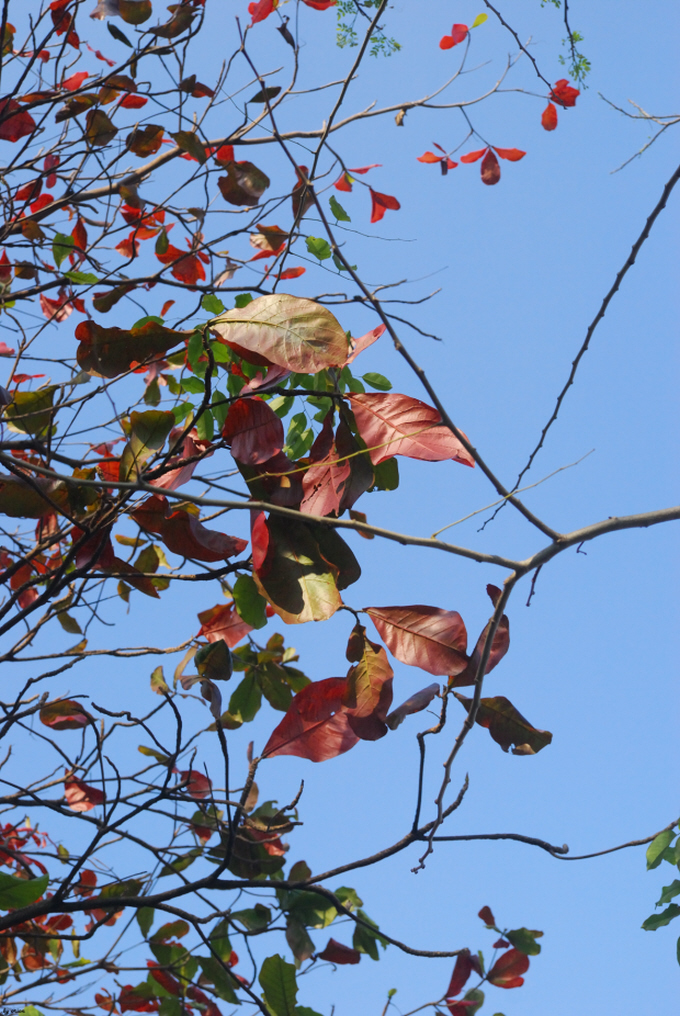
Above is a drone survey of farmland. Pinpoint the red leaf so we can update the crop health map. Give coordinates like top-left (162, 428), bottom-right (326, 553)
top-left (348, 164), bottom-right (381, 174)
top-left (62, 71), bottom-right (89, 91)
top-left (386, 682), bottom-right (439, 730)
top-left (72, 526), bottom-right (115, 571)
top-left (30, 193), bottom-right (54, 213)
top-left (550, 78), bottom-right (580, 107)
top-left (214, 144), bottom-right (235, 165)
top-left (16, 179), bottom-right (42, 202)
top-left (65, 778), bottom-right (105, 812)
top-left (481, 148), bottom-right (500, 185)
top-left (493, 938), bottom-right (510, 949)
top-left (478, 905), bottom-right (495, 926)
top-left (344, 324), bottom-right (385, 366)
top-left (541, 102), bottom-right (558, 131)
top-left (278, 266), bottom-right (306, 280)
top-left (197, 602), bottom-right (253, 648)
top-left (369, 188), bottom-right (400, 223)
top-left (460, 148), bottom-right (486, 163)
top-left (487, 947), bottom-right (529, 988)
top-left (148, 430), bottom-right (209, 492)
top-left (292, 164), bottom-right (314, 218)
top-left (176, 769), bottom-right (212, 800)
top-left (118, 986), bottom-right (158, 1013)
top-left (156, 244), bottom-right (206, 285)
top-left (417, 151), bottom-right (443, 163)
top-left (120, 94), bottom-right (148, 109)
top-left (334, 171), bottom-right (353, 192)
top-left (222, 396), bottom-right (284, 465)
top-left (0, 99), bottom-right (36, 142)
top-left (318, 938), bottom-right (361, 964)
top-left (366, 605), bottom-right (468, 676)
top-left (301, 0), bottom-right (336, 9)
top-left (446, 949), bottom-right (473, 999)
top-left (44, 153), bottom-right (59, 187)
top-left (348, 392), bottom-right (475, 466)
top-left (263, 678), bottom-right (359, 761)
top-left (115, 234), bottom-right (140, 259)
top-left (300, 438), bottom-right (351, 517)
top-left (147, 963), bottom-right (180, 997)
top-left (132, 495), bottom-right (248, 562)
top-left (440, 24), bottom-right (468, 48)
top-left (493, 147), bottom-right (525, 162)
top-left (249, 0), bottom-right (278, 25)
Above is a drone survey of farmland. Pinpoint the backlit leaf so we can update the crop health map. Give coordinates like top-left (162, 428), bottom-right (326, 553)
top-left (348, 393), bottom-right (474, 467)
top-left (214, 294), bottom-right (350, 375)
top-left (132, 495), bottom-right (248, 562)
top-left (365, 605), bottom-right (468, 676)
top-left (647, 829), bottom-right (675, 870)
top-left (342, 624), bottom-right (393, 740)
top-left (40, 699), bottom-right (90, 731)
top-left (0, 872), bottom-right (49, 910)
top-left (222, 396), bottom-right (285, 464)
top-left (119, 410), bottom-right (174, 481)
top-left (487, 948), bottom-right (529, 988)
top-left (259, 954), bottom-right (297, 1015)
top-left (75, 319), bottom-right (185, 378)
top-left (262, 678), bottom-right (359, 762)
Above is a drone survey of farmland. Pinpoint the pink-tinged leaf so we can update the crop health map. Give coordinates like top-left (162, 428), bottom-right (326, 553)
top-left (348, 392), bottom-right (475, 466)
top-left (386, 683), bottom-right (439, 730)
top-left (213, 294), bottom-right (350, 373)
top-left (440, 24), bottom-right (468, 48)
top-left (348, 164), bottom-right (381, 174)
top-left (0, 342), bottom-right (16, 356)
top-left (478, 905), bottom-right (495, 926)
top-left (40, 700), bottom-right (91, 731)
top-left (65, 779), bottom-right (105, 812)
top-left (149, 430), bottom-right (212, 492)
top-left (176, 769), bottom-right (212, 800)
top-left (417, 151), bottom-right (443, 163)
top-left (318, 938), bottom-right (361, 964)
top-left (366, 605), bottom-right (468, 676)
top-left (493, 147), bottom-right (525, 161)
top-left (262, 677), bottom-right (359, 762)
top-left (132, 495), bottom-right (248, 562)
top-left (446, 949), bottom-right (473, 999)
top-left (487, 947), bottom-right (529, 988)
top-left (460, 148), bottom-right (486, 164)
top-left (370, 188), bottom-right (401, 223)
top-left (541, 102), bottom-right (558, 131)
top-left (449, 584), bottom-right (510, 687)
top-left (222, 396), bottom-right (284, 465)
top-left (344, 324), bottom-right (385, 366)
top-left (549, 79), bottom-right (580, 107)
top-left (300, 442), bottom-right (351, 517)
top-left (197, 602), bottom-right (253, 648)
top-left (342, 624), bottom-right (393, 740)
top-left (481, 148), bottom-right (501, 185)
top-left (241, 364), bottom-right (292, 395)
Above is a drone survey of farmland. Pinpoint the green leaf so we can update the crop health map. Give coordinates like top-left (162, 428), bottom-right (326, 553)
top-left (305, 236), bottom-right (332, 261)
top-left (195, 407), bottom-right (214, 441)
top-left (657, 880), bottom-right (680, 906)
top-left (233, 574), bottom-right (268, 629)
top-left (471, 13), bottom-right (489, 28)
top-left (108, 21), bottom-right (133, 46)
top-left (231, 904), bottom-right (271, 931)
top-left (647, 829), bottom-right (675, 870)
top-left (642, 903), bottom-right (680, 931)
top-left (286, 916), bottom-right (315, 967)
top-left (234, 293), bottom-right (253, 308)
top-left (19, 1008), bottom-right (44, 1016)
top-left (352, 910), bottom-right (388, 961)
top-left (181, 376), bottom-right (205, 394)
top-left (370, 456), bottom-right (398, 491)
top-left (0, 872), bottom-right (48, 910)
top-left (332, 253), bottom-right (356, 272)
top-left (64, 271), bottom-right (99, 285)
top-left (362, 372), bottom-right (392, 392)
top-left (172, 402), bottom-right (193, 424)
top-left (460, 989), bottom-right (484, 1016)
top-left (5, 386), bottom-right (55, 437)
top-left (119, 409), bottom-right (175, 481)
top-left (187, 331), bottom-right (204, 373)
top-left (137, 907), bottom-right (155, 938)
top-left (209, 918), bottom-right (232, 961)
top-left (329, 195), bottom-right (350, 222)
top-left (506, 926), bottom-right (543, 955)
top-left (259, 954), bottom-right (298, 1016)
top-left (202, 294), bottom-right (225, 315)
top-left (228, 673), bottom-right (262, 724)
top-left (198, 956), bottom-right (239, 1004)
top-left (159, 848), bottom-right (201, 877)
top-left (248, 86), bottom-right (282, 103)
top-left (295, 1009), bottom-right (324, 1016)
top-left (335, 886), bottom-right (363, 910)
top-left (52, 233), bottom-right (74, 268)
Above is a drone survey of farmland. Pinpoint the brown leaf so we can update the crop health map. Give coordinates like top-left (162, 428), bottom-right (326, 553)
top-left (454, 694), bottom-right (553, 754)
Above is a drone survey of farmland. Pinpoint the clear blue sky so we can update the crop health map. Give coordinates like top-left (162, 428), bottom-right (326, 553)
top-left (8, 2), bottom-right (678, 1014)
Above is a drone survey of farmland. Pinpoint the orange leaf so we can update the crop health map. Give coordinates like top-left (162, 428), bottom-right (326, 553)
top-left (541, 102), bottom-right (558, 131)
top-left (369, 188), bottom-right (400, 223)
top-left (493, 147), bottom-right (525, 161)
top-left (460, 148), bottom-right (486, 164)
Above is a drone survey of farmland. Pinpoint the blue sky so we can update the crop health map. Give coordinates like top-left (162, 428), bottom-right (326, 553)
top-left (4, 2), bottom-right (679, 1014)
